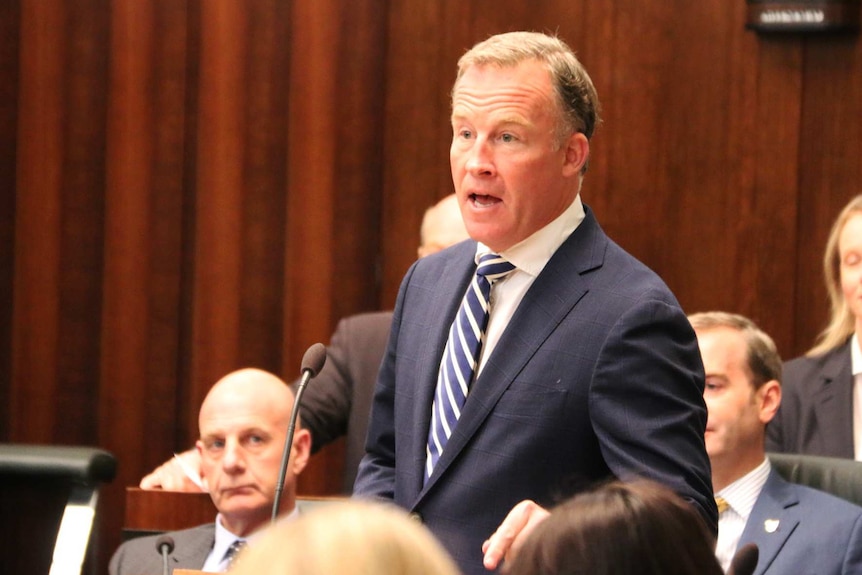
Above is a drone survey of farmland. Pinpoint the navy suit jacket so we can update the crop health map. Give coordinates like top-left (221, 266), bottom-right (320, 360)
top-left (109, 523), bottom-right (214, 575)
top-left (766, 341), bottom-right (855, 458)
top-left (353, 207), bottom-right (715, 575)
top-left (739, 469), bottom-right (862, 574)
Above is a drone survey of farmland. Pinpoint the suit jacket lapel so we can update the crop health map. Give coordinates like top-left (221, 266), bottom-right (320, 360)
top-left (417, 211), bottom-right (606, 498)
top-left (811, 342), bottom-right (854, 457)
top-left (172, 524), bottom-right (216, 568)
top-left (740, 471), bottom-right (799, 575)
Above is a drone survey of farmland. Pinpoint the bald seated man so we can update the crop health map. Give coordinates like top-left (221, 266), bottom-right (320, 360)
top-left (140, 194), bottom-right (469, 493)
top-left (111, 369), bottom-right (311, 574)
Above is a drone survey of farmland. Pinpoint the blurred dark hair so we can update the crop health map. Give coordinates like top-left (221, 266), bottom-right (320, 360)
top-left (507, 480), bottom-right (723, 575)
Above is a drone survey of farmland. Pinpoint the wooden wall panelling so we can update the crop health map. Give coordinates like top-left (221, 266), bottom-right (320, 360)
top-left (0, 0), bottom-right (20, 437)
top-left (12, 0), bottom-right (109, 443)
top-left (794, 34), bottom-right (862, 357)
top-left (380, 0), bottom-right (454, 308)
top-left (12, 0), bottom-right (67, 445)
top-left (286, 0), bottom-right (388, 496)
top-left (98, 0), bottom-right (191, 570)
top-left (742, 36), bottom-right (804, 357)
top-left (190, 0), bottom-right (254, 420)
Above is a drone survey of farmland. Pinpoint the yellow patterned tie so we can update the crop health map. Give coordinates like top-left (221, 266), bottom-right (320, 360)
top-left (715, 496), bottom-right (730, 514)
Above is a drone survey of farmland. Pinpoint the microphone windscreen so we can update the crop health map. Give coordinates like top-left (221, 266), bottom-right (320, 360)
top-left (728, 543), bottom-right (758, 575)
top-left (155, 534), bottom-right (175, 554)
top-left (300, 342), bottom-right (327, 377)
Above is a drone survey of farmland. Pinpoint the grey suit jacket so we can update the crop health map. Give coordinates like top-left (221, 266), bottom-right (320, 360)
top-left (109, 523), bottom-right (214, 575)
top-left (298, 311), bottom-right (393, 493)
top-left (740, 469), bottom-right (862, 574)
top-left (766, 341), bottom-right (855, 458)
top-left (354, 206), bottom-right (715, 575)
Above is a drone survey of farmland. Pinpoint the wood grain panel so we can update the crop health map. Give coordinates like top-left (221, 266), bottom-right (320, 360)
top-left (12, 0), bottom-right (67, 442)
top-left (287, 0), bottom-right (388, 496)
top-left (0, 0), bottom-right (20, 438)
top-left (97, 0), bottom-right (190, 570)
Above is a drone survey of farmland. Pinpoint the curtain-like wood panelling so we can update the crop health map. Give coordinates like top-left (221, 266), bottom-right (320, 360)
top-left (4, 0), bottom-right (862, 573)
top-left (3, 0), bottom-right (385, 571)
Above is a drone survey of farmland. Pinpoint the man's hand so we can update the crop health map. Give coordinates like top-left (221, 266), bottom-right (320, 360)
top-left (139, 448), bottom-right (205, 492)
top-left (482, 499), bottom-right (549, 571)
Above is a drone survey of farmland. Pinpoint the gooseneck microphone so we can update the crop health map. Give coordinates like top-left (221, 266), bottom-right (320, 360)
top-left (155, 535), bottom-right (175, 575)
top-left (271, 342), bottom-right (327, 523)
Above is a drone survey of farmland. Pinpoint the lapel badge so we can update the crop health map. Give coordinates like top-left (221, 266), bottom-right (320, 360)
top-left (764, 519), bottom-right (779, 533)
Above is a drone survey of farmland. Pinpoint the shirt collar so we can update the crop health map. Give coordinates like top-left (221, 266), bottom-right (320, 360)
top-left (475, 194), bottom-right (585, 277)
top-left (212, 506), bottom-right (300, 551)
top-left (716, 458), bottom-right (771, 518)
top-left (211, 515), bottom-right (243, 566)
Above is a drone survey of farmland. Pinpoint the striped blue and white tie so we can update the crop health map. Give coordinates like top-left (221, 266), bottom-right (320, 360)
top-left (425, 253), bottom-right (516, 481)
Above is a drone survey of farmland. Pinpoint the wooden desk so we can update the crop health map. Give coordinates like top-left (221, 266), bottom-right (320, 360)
top-left (123, 487), bottom-right (215, 540)
top-left (123, 487), bottom-right (346, 540)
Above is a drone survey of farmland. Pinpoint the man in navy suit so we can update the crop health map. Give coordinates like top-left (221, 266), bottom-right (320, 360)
top-left (690, 312), bottom-right (862, 574)
top-left (353, 31), bottom-right (715, 575)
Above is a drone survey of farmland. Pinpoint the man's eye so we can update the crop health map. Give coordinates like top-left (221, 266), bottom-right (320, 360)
top-left (500, 133), bottom-right (515, 143)
top-left (208, 440), bottom-right (224, 451)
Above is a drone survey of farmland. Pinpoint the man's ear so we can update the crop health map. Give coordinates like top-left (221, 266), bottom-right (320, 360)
top-left (758, 380), bottom-right (782, 424)
top-left (290, 428), bottom-right (312, 476)
top-left (561, 132), bottom-right (589, 178)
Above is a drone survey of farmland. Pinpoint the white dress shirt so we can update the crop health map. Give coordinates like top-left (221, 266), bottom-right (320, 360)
top-left (474, 195), bottom-right (586, 377)
top-left (851, 333), bottom-right (862, 461)
top-left (201, 509), bottom-right (299, 572)
top-left (714, 459), bottom-right (770, 573)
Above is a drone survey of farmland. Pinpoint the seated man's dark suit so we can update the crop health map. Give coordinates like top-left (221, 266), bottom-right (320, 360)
top-left (299, 311), bottom-right (393, 493)
top-left (354, 207), bottom-right (716, 575)
top-left (740, 468), bottom-right (862, 574)
top-left (109, 524), bottom-right (214, 574)
top-left (766, 341), bottom-right (855, 458)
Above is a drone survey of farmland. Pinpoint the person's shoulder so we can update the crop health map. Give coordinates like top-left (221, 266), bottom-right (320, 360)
top-left (783, 342), bottom-right (849, 378)
top-left (110, 523), bottom-right (214, 573)
top-left (786, 481), bottom-right (862, 521)
top-left (117, 523), bottom-right (214, 552)
top-left (341, 311), bottom-right (394, 329)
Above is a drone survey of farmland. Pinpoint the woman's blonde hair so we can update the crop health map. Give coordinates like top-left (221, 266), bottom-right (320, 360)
top-left (229, 500), bottom-right (461, 575)
top-left (809, 195), bottom-right (862, 356)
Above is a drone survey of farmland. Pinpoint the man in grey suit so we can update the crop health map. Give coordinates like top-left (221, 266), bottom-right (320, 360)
top-left (110, 368), bottom-right (311, 574)
top-left (690, 312), bottom-right (862, 574)
top-left (354, 31), bottom-right (714, 575)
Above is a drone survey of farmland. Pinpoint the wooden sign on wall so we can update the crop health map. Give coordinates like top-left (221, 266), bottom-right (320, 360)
top-left (746, 0), bottom-right (860, 32)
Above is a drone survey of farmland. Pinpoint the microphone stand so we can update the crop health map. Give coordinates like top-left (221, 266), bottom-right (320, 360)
top-left (271, 343), bottom-right (326, 523)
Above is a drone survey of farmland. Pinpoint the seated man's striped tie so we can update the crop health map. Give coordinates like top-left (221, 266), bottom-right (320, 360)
top-left (425, 253), bottom-right (516, 481)
top-left (223, 539), bottom-right (246, 569)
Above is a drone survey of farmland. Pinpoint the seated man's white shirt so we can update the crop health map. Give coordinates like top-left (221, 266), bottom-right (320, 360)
top-left (202, 509), bottom-right (298, 572)
top-left (714, 459), bottom-right (770, 572)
